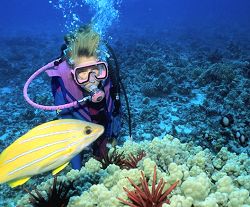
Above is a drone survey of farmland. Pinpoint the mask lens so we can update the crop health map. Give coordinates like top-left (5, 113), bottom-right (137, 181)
top-left (75, 67), bottom-right (89, 84)
top-left (95, 63), bottom-right (107, 79)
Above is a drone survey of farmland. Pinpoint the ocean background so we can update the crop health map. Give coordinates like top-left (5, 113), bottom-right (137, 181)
top-left (0, 0), bottom-right (249, 206)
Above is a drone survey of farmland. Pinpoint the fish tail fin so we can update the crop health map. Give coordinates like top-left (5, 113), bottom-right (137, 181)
top-left (8, 177), bottom-right (31, 188)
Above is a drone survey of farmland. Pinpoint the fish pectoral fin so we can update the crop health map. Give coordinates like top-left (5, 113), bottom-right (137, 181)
top-left (52, 162), bottom-right (69, 175)
top-left (8, 177), bottom-right (31, 188)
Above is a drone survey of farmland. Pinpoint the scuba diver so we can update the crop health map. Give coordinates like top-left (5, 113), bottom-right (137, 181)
top-left (23, 25), bottom-right (131, 170)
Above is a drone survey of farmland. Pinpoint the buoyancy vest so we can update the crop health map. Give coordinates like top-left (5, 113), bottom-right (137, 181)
top-left (45, 60), bottom-right (117, 137)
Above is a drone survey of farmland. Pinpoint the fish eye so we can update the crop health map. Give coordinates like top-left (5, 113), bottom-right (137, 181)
top-left (84, 126), bottom-right (92, 135)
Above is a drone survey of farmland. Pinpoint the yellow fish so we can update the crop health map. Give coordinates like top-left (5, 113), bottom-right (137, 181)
top-left (0, 119), bottom-right (104, 188)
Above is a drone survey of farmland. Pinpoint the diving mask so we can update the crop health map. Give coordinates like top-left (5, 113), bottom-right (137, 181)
top-left (72, 61), bottom-right (108, 103)
top-left (72, 61), bottom-right (108, 85)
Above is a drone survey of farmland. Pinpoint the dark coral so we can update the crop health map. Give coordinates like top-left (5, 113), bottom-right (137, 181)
top-left (207, 49), bottom-right (223, 64)
top-left (23, 176), bottom-right (75, 207)
top-left (117, 166), bottom-right (179, 207)
top-left (195, 63), bottom-right (236, 86)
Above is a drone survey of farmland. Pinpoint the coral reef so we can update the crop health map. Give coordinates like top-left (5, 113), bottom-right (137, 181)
top-left (117, 32), bottom-right (249, 155)
top-left (195, 62), bottom-right (236, 86)
top-left (13, 135), bottom-right (250, 207)
top-left (207, 49), bottom-right (223, 64)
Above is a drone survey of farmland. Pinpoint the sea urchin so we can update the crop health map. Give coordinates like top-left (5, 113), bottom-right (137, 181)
top-left (23, 176), bottom-right (74, 207)
top-left (118, 166), bottom-right (179, 207)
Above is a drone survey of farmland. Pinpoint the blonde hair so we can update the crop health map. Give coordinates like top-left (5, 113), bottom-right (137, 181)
top-left (65, 25), bottom-right (100, 63)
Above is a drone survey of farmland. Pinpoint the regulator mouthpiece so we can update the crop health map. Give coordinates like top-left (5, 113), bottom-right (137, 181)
top-left (90, 87), bottom-right (105, 103)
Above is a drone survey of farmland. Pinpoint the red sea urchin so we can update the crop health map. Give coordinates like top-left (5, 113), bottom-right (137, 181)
top-left (118, 166), bottom-right (179, 207)
top-left (122, 151), bottom-right (146, 169)
top-left (96, 146), bottom-right (146, 170)
top-left (95, 146), bottom-right (126, 169)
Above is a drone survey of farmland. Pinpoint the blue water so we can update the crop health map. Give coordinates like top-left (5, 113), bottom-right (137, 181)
top-left (0, 0), bottom-right (250, 206)
top-left (1, 0), bottom-right (249, 35)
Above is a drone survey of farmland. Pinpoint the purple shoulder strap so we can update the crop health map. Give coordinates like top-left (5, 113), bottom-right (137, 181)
top-left (46, 61), bottom-right (91, 121)
top-left (46, 61), bottom-right (83, 100)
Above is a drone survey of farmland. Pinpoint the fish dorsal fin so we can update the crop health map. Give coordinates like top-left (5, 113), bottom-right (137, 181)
top-left (8, 177), bottom-right (31, 188)
top-left (52, 162), bottom-right (69, 175)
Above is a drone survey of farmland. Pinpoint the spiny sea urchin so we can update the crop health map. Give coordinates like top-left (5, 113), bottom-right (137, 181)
top-left (118, 166), bottom-right (179, 207)
top-left (95, 147), bottom-right (146, 170)
top-left (122, 151), bottom-right (146, 169)
top-left (95, 146), bottom-right (126, 169)
top-left (23, 176), bottom-right (75, 207)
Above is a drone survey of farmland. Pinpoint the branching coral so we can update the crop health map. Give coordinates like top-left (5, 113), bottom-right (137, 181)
top-left (117, 166), bottom-right (179, 207)
top-left (23, 176), bottom-right (75, 207)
